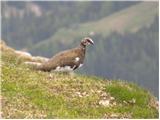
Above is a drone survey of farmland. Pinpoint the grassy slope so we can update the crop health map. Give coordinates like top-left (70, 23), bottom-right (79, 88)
top-left (1, 42), bottom-right (158, 118)
top-left (31, 2), bottom-right (158, 51)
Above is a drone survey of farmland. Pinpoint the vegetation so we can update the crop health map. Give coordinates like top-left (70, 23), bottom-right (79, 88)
top-left (29, 2), bottom-right (158, 97)
top-left (1, 0), bottom-right (158, 106)
top-left (83, 17), bottom-right (159, 97)
top-left (2, 1), bottom-right (139, 49)
top-left (1, 41), bottom-right (158, 119)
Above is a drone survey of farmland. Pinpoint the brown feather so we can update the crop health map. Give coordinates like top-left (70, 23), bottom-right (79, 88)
top-left (37, 46), bottom-right (85, 72)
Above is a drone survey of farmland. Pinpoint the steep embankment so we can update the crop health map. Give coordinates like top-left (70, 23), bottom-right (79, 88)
top-left (1, 41), bottom-right (158, 118)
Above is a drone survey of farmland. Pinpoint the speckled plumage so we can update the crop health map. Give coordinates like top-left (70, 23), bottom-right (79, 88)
top-left (36, 37), bottom-right (94, 72)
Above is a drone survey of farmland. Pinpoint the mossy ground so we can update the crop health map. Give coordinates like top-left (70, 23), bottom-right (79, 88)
top-left (1, 46), bottom-right (158, 118)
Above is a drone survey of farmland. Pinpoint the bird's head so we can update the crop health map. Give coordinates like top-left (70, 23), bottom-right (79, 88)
top-left (80, 37), bottom-right (94, 47)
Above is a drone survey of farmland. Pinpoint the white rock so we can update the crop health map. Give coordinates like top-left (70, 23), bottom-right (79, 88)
top-left (97, 90), bottom-right (102, 93)
top-left (75, 92), bottom-right (81, 95)
top-left (101, 92), bottom-right (107, 97)
top-left (111, 113), bottom-right (119, 117)
top-left (132, 98), bottom-right (136, 103)
top-left (112, 102), bottom-right (117, 106)
top-left (99, 100), bottom-right (110, 107)
top-left (82, 92), bottom-right (87, 96)
top-left (110, 97), bottom-right (115, 100)
top-left (75, 92), bottom-right (83, 97)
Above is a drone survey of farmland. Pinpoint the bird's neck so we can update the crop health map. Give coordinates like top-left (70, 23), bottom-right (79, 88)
top-left (79, 44), bottom-right (86, 51)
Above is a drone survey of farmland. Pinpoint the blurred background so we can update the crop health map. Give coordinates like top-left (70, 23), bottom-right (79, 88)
top-left (1, 1), bottom-right (159, 97)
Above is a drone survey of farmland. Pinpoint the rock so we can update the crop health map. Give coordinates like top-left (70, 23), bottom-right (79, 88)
top-left (75, 91), bottom-right (89, 97)
top-left (75, 92), bottom-right (82, 97)
top-left (112, 102), bottom-right (117, 106)
top-left (149, 97), bottom-right (159, 111)
top-left (82, 92), bottom-right (87, 96)
top-left (97, 90), bottom-right (102, 93)
top-left (129, 98), bottom-right (136, 104)
top-left (110, 97), bottom-right (115, 100)
top-left (123, 100), bottom-right (128, 104)
top-left (103, 113), bottom-right (132, 119)
top-left (99, 100), bottom-right (110, 107)
top-left (110, 113), bottom-right (118, 118)
top-left (101, 92), bottom-right (108, 97)
top-left (75, 92), bottom-right (81, 95)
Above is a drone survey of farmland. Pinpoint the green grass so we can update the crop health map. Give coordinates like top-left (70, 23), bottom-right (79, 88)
top-left (1, 45), bottom-right (158, 118)
top-left (105, 81), bottom-right (158, 118)
top-left (106, 81), bottom-right (149, 106)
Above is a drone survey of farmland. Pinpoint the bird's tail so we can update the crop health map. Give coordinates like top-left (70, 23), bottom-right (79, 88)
top-left (24, 61), bottom-right (43, 70)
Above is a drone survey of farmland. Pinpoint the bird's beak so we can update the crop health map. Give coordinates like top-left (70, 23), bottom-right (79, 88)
top-left (89, 39), bottom-right (94, 45)
top-left (91, 41), bottom-right (94, 45)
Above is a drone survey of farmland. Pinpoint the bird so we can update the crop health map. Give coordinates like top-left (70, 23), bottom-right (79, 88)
top-left (36, 37), bottom-right (94, 72)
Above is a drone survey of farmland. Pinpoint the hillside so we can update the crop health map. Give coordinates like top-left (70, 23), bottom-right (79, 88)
top-left (30, 2), bottom-right (158, 54)
top-left (1, 41), bottom-right (158, 119)
top-left (28, 1), bottom-right (159, 98)
top-left (2, 1), bottom-right (139, 49)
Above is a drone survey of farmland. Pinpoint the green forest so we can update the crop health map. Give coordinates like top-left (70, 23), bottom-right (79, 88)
top-left (1, 1), bottom-right (159, 97)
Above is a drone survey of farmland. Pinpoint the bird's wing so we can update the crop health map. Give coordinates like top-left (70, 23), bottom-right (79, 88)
top-left (39, 48), bottom-right (83, 71)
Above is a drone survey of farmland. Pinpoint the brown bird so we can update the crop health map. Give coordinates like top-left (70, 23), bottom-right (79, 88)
top-left (36, 37), bottom-right (94, 72)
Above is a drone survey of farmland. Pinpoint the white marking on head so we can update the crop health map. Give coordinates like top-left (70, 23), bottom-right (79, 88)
top-left (81, 37), bottom-right (94, 46)
top-left (75, 57), bottom-right (80, 62)
top-left (84, 37), bottom-right (94, 45)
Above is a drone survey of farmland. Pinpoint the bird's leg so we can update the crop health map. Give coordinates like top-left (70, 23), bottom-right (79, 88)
top-left (61, 71), bottom-right (75, 77)
top-left (51, 70), bottom-right (75, 77)
top-left (68, 71), bottom-right (75, 77)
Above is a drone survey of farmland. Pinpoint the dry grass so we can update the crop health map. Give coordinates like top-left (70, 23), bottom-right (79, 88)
top-left (1, 42), bottom-right (158, 118)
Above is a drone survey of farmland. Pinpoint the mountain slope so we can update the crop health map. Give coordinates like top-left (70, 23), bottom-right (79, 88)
top-left (30, 2), bottom-right (158, 55)
top-left (2, 1), bottom-right (139, 50)
top-left (1, 41), bottom-right (158, 118)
